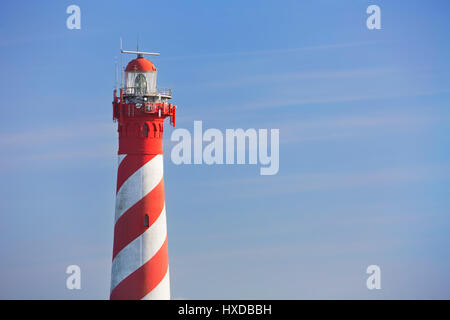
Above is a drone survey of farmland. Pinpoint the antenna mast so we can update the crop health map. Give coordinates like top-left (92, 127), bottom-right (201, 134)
top-left (120, 37), bottom-right (123, 89)
top-left (114, 57), bottom-right (118, 92)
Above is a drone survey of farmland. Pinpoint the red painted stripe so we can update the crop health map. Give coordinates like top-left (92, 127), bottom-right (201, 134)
top-left (110, 237), bottom-right (169, 300)
top-left (116, 154), bottom-right (157, 193)
top-left (112, 178), bottom-right (165, 259)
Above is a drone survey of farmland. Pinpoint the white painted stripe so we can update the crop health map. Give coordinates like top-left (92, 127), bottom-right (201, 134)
top-left (118, 154), bottom-right (127, 166)
top-left (115, 154), bottom-right (164, 222)
top-left (111, 205), bottom-right (167, 292)
top-left (141, 268), bottom-right (170, 300)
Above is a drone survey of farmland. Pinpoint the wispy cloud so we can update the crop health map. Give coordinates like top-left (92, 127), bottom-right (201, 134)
top-left (0, 121), bottom-right (116, 170)
top-left (277, 112), bottom-right (439, 144)
top-left (198, 164), bottom-right (450, 198)
top-left (162, 41), bottom-right (379, 61)
top-left (0, 122), bottom-right (114, 148)
top-left (205, 67), bottom-right (397, 89)
top-left (243, 88), bottom-right (450, 110)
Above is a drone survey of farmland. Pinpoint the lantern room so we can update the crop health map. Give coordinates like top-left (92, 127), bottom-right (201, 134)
top-left (124, 55), bottom-right (157, 96)
top-left (113, 47), bottom-right (176, 125)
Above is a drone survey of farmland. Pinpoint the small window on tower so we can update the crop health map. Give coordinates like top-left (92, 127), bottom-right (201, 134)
top-left (144, 214), bottom-right (149, 228)
top-left (142, 123), bottom-right (149, 137)
top-left (153, 123), bottom-right (157, 137)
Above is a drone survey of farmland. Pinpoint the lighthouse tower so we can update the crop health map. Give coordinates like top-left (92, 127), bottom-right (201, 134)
top-left (110, 48), bottom-right (176, 300)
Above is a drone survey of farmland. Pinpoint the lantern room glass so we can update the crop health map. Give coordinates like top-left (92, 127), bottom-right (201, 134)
top-left (124, 71), bottom-right (157, 95)
top-left (135, 74), bottom-right (147, 95)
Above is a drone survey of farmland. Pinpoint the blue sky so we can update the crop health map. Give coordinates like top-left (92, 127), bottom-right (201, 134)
top-left (0, 0), bottom-right (449, 299)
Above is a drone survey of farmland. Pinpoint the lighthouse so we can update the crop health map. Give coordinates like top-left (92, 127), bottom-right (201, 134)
top-left (110, 48), bottom-right (176, 300)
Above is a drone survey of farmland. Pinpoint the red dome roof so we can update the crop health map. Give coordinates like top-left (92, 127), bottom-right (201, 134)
top-left (125, 57), bottom-right (156, 72)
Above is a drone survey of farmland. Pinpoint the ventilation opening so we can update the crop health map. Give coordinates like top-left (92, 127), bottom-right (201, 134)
top-left (144, 214), bottom-right (149, 228)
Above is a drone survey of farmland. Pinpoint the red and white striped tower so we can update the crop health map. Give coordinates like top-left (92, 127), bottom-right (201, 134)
top-left (110, 48), bottom-right (176, 300)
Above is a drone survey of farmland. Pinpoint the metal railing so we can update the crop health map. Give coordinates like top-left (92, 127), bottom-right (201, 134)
top-left (123, 87), bottom-right (172, 97)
